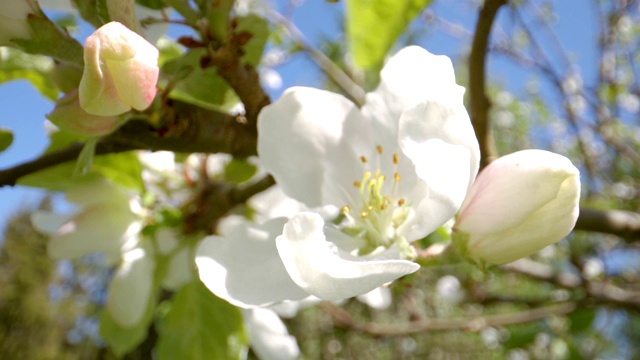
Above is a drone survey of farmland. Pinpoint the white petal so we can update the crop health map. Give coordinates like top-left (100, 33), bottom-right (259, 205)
top-left (31, 211), bottom-right (73, 235)
top-left (276, 212), bottom-right (419, 301)
top-left (363, 46), bottom-right (466, 148)
top-left (244, 308), bottom-right (300, 360)
top-left (196, 218), bottom-right (309, 308)
top-left (47, 204), bottom-right (141, 260)
top-left (257, 87), bottom-right (373, 207)
top-left (162, 247), bottom-right (194, 291)
top-left (398, 100), bottom-right (480, 237)
top-left (107, 247), bottom-right (155, 327)
top-left (356, 286), bottom-right (392, 310)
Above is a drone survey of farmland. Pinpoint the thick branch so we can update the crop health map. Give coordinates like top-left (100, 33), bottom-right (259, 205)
top-left (469, 0), bottom-right (507, 169)
top-left (0, 101), bottom-right (257, 187)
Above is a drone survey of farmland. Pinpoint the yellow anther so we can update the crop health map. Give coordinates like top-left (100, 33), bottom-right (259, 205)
top-left (353, 181), bottom-right (362, 188)
top-left (361, 211), bottom-right (369, 218)
top-left (341, 205), bottom-right (351, 214)
top-left (398, 198), bottom-right (406, 206)
top-left (360, 156), bottom-right (368, 163)
top-left (394, 172), bottom-right (401, 182)
top-left (376, 145), bottom-right (383, 154)
top-left (380, 203), bottom-right (388, 210)
top-left (393, 153), bottom-right (399, 165)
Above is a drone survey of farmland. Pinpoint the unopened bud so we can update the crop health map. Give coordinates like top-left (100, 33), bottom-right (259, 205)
top-left (454, 150), bottom-right (581, 265)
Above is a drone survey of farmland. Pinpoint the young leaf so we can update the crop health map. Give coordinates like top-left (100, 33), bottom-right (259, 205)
top-left (0, 47), bottom-right (59, 100)
top-left (235, 14), bottom-right (270, 67)
top-left (346, 0), bottom-right (432, 71)
top-left (100, 295), bottom-right (156, 357)
top-left (157, 280), bottom-right (249, 360)
top-left (0, 128), bottom-right (14, 153)
top-left (162, 49), bottom-right (240, 113)
top-left (13, 15), bottom-right (84, 67)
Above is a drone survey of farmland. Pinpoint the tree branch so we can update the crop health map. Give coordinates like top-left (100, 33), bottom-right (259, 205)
top-left (320, 301), bottom-right (576, 336)
top-left (575, 206), bottom-right (640, 241)
top-left (267, 10), bottom-right (366, 107)
top-left (0, 101), bottom-right (257, 187)
top-left (469, 0), bottom-right (507, 169)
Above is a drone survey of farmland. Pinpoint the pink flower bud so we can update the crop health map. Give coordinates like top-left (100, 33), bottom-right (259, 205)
top-left (454, 150), bottom-right (581, 264)
top-left (0, 1), bottom-right (34, 46)
top-left (47, 89), bottom-right (123, 137)
top-left (79, 21), bottom-right (159, 116)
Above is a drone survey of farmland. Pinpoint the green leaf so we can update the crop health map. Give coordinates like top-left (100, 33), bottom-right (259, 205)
top-left (18, 130), bottom-right (145, 191)
top-left (13, 15), bottom-right (84, 67)
top-left (137, 0), bottom-right (168, 10)
top-left (569, 308), bottom-right (596, 333)
top-left (346, 0), bottom-right (432, 71)
top-left (0, 47), bottom-right (59, 100)
top-left (157, 281), bottom-right (248, 360)
top-left (0, 128), bottom-right (14, 153)
top-left (161, 49), bottom-right (240, 113)
top-left (205, 0), bottom-right (234, 41)
top-left (224, 158), bottom-right (257, 184)
top-left (71, 0), bottom-right (108, 28)
top-left (100, 295), bottom-right (156, 357)
top-left (235, 15), bottom-right (270, 66)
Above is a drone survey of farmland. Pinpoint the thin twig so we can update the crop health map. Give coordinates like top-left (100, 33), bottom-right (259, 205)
top-left (267, 10), bottom-right (366, 107)
top-left (469, 0), bottom-right (507, 169)
top-left (320, 301), bottom-right (577, 336)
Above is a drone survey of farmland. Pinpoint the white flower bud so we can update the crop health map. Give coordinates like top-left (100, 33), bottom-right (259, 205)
top-left (454, 150), bottom-right (581, 264)
top-left (79, 21), bottom-right (159, 116)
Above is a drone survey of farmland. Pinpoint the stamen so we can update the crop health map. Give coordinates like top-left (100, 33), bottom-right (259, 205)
top-left (341, 205), bottom-right (351, 214)
top-left (393, 153), bottom-right (399, 165)
top-left (376, 145), bottom-right (383, 154)
top-left (361, 211), bottom-right (369, 218)
top-left (394, 173), bottom-right (401, 182)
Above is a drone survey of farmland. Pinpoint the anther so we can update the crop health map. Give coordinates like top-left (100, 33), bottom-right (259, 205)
top-left (398, 198), bottom-right (406, 206)
top-left (353, 181), bottom-right (362, 188)
top-left (394, 173), bottom-right (401, 182)
top-left (360, 156), bottom-right (368, 163)
top-left (393, 153), bottom-right (399, 165)
top-left (376, 145), bottom-right (383, 154)
top-left (361, 211), bottom-right (369, 218)
top-left (341, 205), bottom-right (351, 214)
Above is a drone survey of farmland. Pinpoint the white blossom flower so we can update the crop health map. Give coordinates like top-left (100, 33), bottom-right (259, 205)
top-left (32, 179), bottom-right (155, 327)
top-left (197, 46), bottom-right (480, 303)
top-left (453, 149), bottom-right (581, 264)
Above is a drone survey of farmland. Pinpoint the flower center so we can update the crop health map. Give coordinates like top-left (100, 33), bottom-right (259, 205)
top-left (340, 145), bottom-right (414, 258)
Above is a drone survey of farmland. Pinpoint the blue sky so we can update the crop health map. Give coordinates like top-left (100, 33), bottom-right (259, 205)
top-left (0, 0), bottom-right (596, 235)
